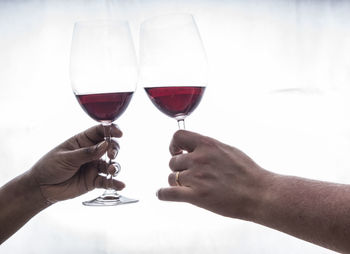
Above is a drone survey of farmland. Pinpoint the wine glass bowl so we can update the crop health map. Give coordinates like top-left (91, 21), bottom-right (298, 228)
top-left (75, 92), bottom-right (133, 125)
top-left (70, 19), bottom-right (138, 206)
top-left (139, 14), bottom-right (208, 129)
top-left (144, 86), bottom-right (206, 121)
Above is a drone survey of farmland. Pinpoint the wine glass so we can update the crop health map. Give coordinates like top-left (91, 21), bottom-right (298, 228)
top-left (139, 13), bottom-right (208, 130)
top-left (70, 20), bottom-right (138, 206)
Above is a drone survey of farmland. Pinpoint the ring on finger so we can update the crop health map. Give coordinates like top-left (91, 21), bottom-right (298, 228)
top-left (175, 171), bottom-right (182, 186)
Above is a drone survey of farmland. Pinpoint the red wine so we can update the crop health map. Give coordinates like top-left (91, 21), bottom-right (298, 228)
top-left (75, 92), bottom-right (133, 123)
top-left (144, 86), bottom-right (205, 119)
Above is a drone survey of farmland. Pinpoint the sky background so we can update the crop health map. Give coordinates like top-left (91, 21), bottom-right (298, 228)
top-left (1, 0), bottom-right (350, 253)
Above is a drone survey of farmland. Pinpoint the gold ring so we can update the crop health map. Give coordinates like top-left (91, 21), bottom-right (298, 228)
top-left (175, 171), bottom-right (182, 186)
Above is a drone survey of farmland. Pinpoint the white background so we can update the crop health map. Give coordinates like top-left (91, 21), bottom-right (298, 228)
top-left (1, 0), bottom-right (350, 253)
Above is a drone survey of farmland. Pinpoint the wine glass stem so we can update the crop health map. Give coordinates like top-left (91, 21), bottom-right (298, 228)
top-left (177, 119), bottom-right (186, 130)
top-left (103, 123), bottom-right (112, 153)
top-left (103, 124), bottom-right (114, 189)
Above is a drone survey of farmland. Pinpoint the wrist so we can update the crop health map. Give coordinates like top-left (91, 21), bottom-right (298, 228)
top-left (0, 170), bottom-right (52, 244)
top-left (244, 168), bottom-right (277, 222)
top-left (21, 171), bottom-right (53, 209)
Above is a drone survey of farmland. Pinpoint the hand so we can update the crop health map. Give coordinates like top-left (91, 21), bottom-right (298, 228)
top-left (157, 130), bottom-right (271, 220)
top-left (28, 124), bottom-right (125, 204)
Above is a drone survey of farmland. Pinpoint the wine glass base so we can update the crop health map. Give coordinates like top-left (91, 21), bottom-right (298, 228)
top-left (83, 192), bottom-right (138, 206)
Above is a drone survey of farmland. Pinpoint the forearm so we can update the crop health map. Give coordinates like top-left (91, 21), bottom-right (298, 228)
top-left (252, 172), bottom-right (350, 253)
top-left (0, 171), bottom-right (50, 244)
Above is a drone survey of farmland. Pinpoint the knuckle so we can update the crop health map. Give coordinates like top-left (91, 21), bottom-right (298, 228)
top-left (196, 187), bottom-right (210, 199)
top-left (107, 150), bottom-right (117, 160)
top-left (73, 134), bottom-right (82, 148)
top-left (198, 190), bottom-right (209, 199)
top-left (110, 138), bottom-right (120, 148)
top-left (85, 147), bottom-right (94, 155)
top-left (87, 145), bottom-right (99, 155)
top-left (111, 123), bottom-right (121, 136)
top-left (191, 153), bottom-right (208, 165)
top-left (168, 173), bottom-right (174, 185)
top-left (168, 174), bottom-right (172, 185)
top-left (107, 165), bottom-right (116, 175)
top-left (173, 130), bottom-right (185, 141)
top-left (58, 152), bottom-right (77, 168)
top-left (172, 130), bottom-right (180, 140)
top-left (200, 136), bottom-right (216, 147)
top-left (193, 170), bottom-right (207, 180)
top-left (169, 157), bottom-right (176, 170)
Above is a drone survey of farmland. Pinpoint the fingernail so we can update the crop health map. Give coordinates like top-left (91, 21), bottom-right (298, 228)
top-left (107, 164), bottom-right (116, 175)
top-left (156, 189), bottom-right (160, 197)
top-left (112, 123), bottom-right (123, 136)
top-left (97, 141), bottom-right (107, 150)
top-left (111, 149), bottom-right (118, 159)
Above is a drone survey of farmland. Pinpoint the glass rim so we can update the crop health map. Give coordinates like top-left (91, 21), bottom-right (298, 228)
top-left (73, 18), bottom-right (130, 27)
top-left (140, 13), bottom-right (196, 30)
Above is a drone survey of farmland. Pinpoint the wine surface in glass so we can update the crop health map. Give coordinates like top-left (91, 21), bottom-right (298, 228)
top-left (144, 86), bottom-right (205, 119)
top-left (75, 92), bottom-right (133, 123)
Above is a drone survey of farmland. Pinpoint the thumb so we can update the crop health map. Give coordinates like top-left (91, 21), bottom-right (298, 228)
top-left (64, 141), bottom-right (108, 165)
top-left (156, 186), bottom-right (193, 203)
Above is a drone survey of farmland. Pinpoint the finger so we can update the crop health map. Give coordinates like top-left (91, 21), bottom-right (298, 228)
top-left (157, 186), bottom-right (193, 202)
top-left (109, 124), bottom-right (123, 138)
top-left (94, 175), bottom-right (125, 190)
top-left (88, 160), bottom-right (109, 174)
top-left (107, 164), bottom-right (117, 175)
top-left (74, 124), bottom-right (123, 148)
top-left (88, 160), bottom-right (117, 175)
top-left (169, 154), bottom-right (192, 171)
top-left (63, 141), bottom-right (108, 166)
top-left (107, 138), bottom-right (120, 160)
top-left (169, 130), bottom-right (202, 155)
top-left (168, 170), bottom-right (192, 187)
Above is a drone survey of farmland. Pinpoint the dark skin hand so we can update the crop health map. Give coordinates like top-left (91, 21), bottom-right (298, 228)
top-left (0, 124), bottom-right (125, 244)
top-left (158, 130), bottom-right (350, 253)
top-left (30, 124), bottom-right (125, 203)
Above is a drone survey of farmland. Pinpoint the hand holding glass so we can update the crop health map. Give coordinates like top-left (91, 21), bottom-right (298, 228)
top-left (70, 20), bottom-right (138, 206)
